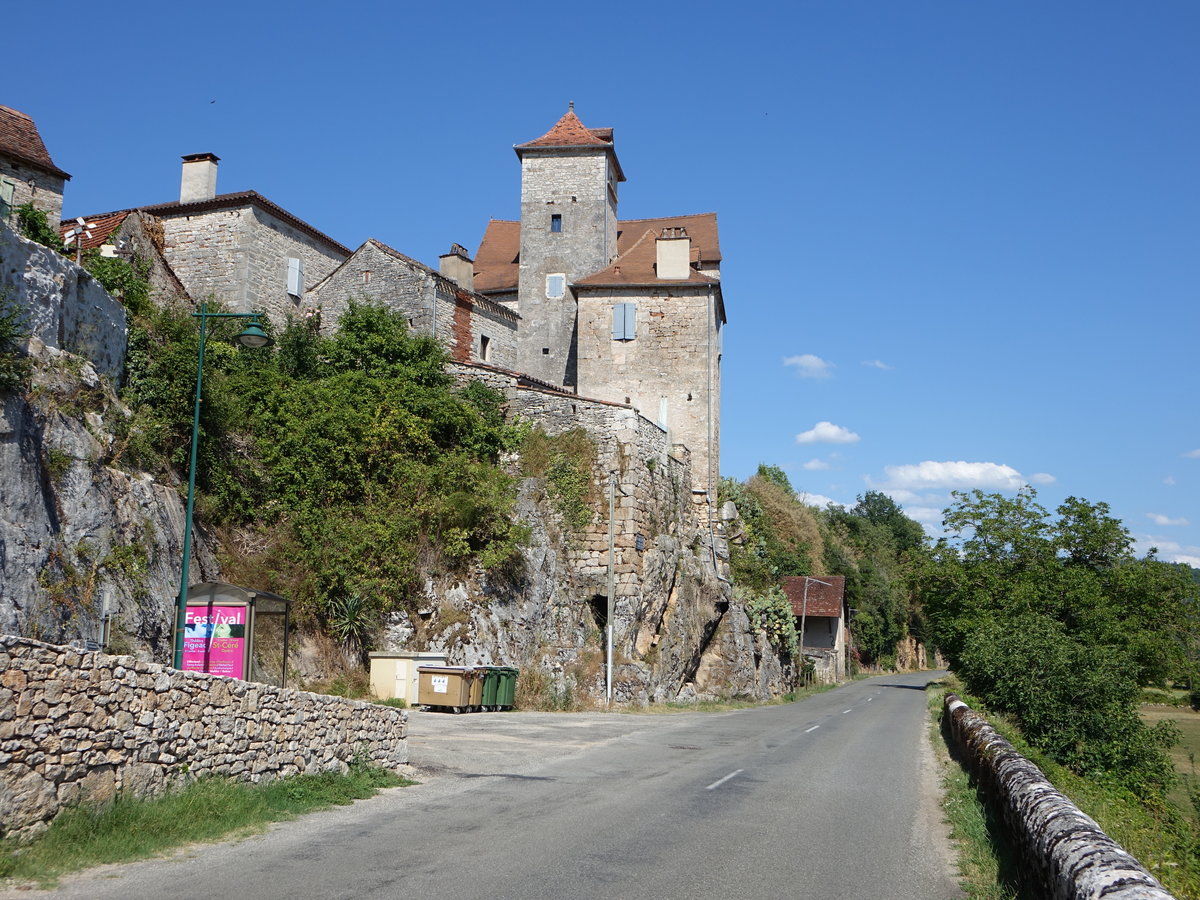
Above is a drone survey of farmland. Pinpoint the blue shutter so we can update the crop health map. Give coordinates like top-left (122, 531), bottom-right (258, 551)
top-left (0, 180), bottom-right (13, 220)
top-left (611, 303), bottom-right (636, 341)
top-left (287, 257), bottom-right (304, 296)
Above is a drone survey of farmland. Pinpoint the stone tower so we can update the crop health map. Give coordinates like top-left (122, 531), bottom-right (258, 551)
top-left (513, 105), bottom-right (625, 388)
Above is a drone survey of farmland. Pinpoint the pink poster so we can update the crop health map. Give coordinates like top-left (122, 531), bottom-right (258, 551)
top-left (183, 604), bottom-right (247, 678)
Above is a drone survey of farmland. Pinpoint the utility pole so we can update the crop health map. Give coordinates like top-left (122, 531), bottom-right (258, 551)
top-left (799, 576), bottom-right (832, 687)
top-left (606, 474), bottom-right (615, 706)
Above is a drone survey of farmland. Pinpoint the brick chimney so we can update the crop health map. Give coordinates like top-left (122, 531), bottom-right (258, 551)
top-left (180, 153), bottom-right (219, 204)
top-left (656, 227), bottom-right (691, 280)
top-left (439, 243), bottom-right (475, 291)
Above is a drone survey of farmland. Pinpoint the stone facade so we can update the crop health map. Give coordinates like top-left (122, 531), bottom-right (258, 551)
top-left (516, 149), bottom-right (619, 388)
top-left (157, 199), bottom-right (348, 326)
top-left (311, 239), bottom-right (518, 367)
top-left (0, 635), bottom-right (409, 843)
top-left (576, 283), bottom-right (722, 501)
top-left (0, 105), bottom-right (69, 228)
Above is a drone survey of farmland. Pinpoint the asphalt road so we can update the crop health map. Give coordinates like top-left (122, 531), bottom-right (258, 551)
top-left (32, 670), bottom-right (962, 900)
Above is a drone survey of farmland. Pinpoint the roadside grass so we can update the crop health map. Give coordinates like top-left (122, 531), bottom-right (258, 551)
top-left (928, 677), bottom-right (1200, 900)
top-left (0, 764), bottom-right (414, 889)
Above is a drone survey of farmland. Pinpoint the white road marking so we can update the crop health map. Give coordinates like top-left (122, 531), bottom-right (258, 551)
top-left (867, 697), bottom-right (873, 702)
top-left (805, 725), bottom-right (819, 733)
top-left (842, 709), bottom-right (852, 714)
top-left (705, 769), bottom-right (744, 791)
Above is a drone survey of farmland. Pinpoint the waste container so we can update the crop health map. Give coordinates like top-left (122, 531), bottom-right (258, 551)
top-left (478, 667), bottom-right (502, 711)
top-left (417, 666), bottom-right (478, 712)
top-left (494, 667), bottom-right (519, 710)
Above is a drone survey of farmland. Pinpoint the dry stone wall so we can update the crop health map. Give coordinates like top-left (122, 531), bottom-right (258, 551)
top-left (0, 635), bottom-right (409, 843)
top-left (944, 694), bottom-right (1174, 900)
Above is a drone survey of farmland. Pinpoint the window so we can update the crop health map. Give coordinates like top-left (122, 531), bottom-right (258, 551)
top-left (546, 274), bottom-right (565, 299)
top-left (550, 214), bottom-right (562, 233)
top-left (362, 270), bottom-right (371, 285)
top-left (611, 302), bottom-right (636, 341)
top-left (0, 179), bottom-right (13, 220)
top-left (287, 257), bottom-right (304, 297)
top-left (480, 334), bottom-right (490, 362)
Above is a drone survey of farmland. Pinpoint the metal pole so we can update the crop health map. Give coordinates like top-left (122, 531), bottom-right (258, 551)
top-left (799, 578), bottom-right (808, 686)
top-left (173, 303), bottom-right (208, 669)
top-left (606, 474), bottom-right (615, 706)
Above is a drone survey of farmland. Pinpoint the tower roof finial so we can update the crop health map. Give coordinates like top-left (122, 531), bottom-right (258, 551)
top-left (568, 100), bottom-right (574, 113)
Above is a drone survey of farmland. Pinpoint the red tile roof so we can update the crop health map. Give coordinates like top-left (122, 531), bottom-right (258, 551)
top-left (472, 213), bottom-right (721, 294)
top-left (472, 220), bottom-right (521, 293)
top-left (0, 106), bottom-right (70, 179)
top-left (516, 110), bottom-right (613, 149)
top-left (58, 210), bottom-right (130, 251)
top-left (574, 228), bottom-right (719, 287)
top-left (781, 576), bottom-right (846, 619)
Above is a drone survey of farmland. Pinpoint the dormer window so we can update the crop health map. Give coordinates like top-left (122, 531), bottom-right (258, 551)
top-left (550, 214), bottom-right (562, 233)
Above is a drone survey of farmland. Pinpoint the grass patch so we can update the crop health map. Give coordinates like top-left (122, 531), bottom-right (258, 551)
top-left (0, 763), bottom-right (414, 888)
top-left (929, 677), bottom-right (1200, 900)
top-left (1142, 705), bottom-right (1200, 814)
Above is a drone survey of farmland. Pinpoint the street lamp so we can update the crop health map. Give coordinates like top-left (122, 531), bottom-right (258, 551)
top-left (172, 303), bottom-right (273, 669)
top-left (799, 576), bottom-right (833, 687)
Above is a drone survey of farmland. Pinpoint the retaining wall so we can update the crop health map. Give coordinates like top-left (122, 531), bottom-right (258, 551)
top-left (944, 694), bottom-right (1174, 900)
top-left (0, 635), bottom-right (408, 842)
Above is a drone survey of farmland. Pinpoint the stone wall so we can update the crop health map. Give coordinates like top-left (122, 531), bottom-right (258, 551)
top-left (0, 635), bottom-right (408, 843)
top-left (312, 240), bottom-right (518, 368)
top-left (0, 223), bottom-right (127, 382)
top-left (576, 284), bottom-right (721, 501)
top-left (943, 694), bottom-right (1174, 900)
top-left (0, 159), bottom-right (65, 226)
top-left (159, 203), bottom-right (346, 326)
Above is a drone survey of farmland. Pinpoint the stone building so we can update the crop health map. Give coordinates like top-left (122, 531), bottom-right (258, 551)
top-left (309, 238), bottom-right (519, 368)
top-left (0, 105), bottom-right (70, 227)
top-left (781, 575), bottom-right (847, 682)
top-left (468, 106), bottom-right (726, 502)
top-left (61, 154), bottom-right (351, 326)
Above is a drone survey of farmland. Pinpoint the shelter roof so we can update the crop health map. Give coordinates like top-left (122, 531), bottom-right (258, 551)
top-left (781, 576), bottom-right (847, 619)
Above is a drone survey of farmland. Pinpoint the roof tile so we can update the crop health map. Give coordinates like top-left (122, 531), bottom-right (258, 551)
top-left (781, 576), bottom-right (846, 619)
top-left (0, 105), bottom-right (70, 179)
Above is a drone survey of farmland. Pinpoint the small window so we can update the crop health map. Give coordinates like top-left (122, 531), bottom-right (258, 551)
top-left (480, 334), bottom-right (491, 362)
top-left (287, 257), bottom-right (304, 297)
top-left (546, 274), bottom-right (565, 298)
top-left (550, 214), bottom-right (562, 233)
top-left (0, 179), bottom-right (14, 220)
top-left (611, 302), bottom-right (636, 341)
top-left (542, 347), bottom-right (550, 355)
top-left (362, 270), bottom-right (371, 285)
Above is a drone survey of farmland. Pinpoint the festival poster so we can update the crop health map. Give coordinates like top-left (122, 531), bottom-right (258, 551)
top-left (183, 604), bottom-right (248, 678)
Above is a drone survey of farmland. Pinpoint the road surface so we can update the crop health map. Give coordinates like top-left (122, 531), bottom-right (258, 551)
top-left (30, 670), bottom-right (961, 899)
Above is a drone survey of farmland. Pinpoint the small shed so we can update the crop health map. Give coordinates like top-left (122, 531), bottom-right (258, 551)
top-left (781, 575), bottom-right (847, 682)
top-left (369, 651), bottom-right (449, 703)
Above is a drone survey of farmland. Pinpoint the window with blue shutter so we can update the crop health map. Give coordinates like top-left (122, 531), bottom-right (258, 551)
top-left (0, 180), bottom-right (14, 221)
top-left (611, 302), bottom-right (636, 341)
top-left (287, 257), bottom-right (304, 297)
top-left (546, 274), bottom-right (565, 299)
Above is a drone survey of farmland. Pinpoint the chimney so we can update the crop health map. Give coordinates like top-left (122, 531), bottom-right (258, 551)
top-left (656, 227), bottom-right (691, 280)
top-left (180, 153), bottom-right (220, 204)
top-left (439, 242), bottom-right (475, 291)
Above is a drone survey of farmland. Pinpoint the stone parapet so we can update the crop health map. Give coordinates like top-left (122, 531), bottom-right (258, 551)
top-left (943, 694), bottom-right (1174, 900)
top-left (0, 635), bottom-right (408, 843)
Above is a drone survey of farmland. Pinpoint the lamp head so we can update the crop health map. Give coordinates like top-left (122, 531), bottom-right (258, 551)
top-left (236, 320), bottom-right (272, 349)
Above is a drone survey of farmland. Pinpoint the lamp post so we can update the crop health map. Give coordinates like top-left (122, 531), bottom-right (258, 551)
top-left (172, 303), bottom-right (272, 669)
top-left (799, 576), bottom-right (832, 687)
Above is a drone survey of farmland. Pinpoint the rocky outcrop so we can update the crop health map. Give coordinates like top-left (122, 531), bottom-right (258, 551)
top-left (944, 694), bottom-right (1174, 900)
top-left (0, 635), bottom-right (408, 843)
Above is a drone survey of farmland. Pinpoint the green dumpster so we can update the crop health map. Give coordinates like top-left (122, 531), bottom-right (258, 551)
top-left (479, 667), bottom-right (502, 711)
top-left (494, 667), bottom-right (519, 709)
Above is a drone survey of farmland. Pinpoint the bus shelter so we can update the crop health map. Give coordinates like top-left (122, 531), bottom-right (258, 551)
top-left (184, 582), bottom-right (292, 687)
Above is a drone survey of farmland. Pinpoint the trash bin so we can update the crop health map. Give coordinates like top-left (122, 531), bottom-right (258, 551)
top-left (478, 667), bottom-right (501, 711)
top-left (494, 667), bottom-right (519, 710)
top-left (417, 666), bottom-right (477, 712)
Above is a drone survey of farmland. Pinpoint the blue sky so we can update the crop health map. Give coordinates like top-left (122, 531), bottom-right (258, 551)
top-left (9, 0), bottom-right (1198, 564)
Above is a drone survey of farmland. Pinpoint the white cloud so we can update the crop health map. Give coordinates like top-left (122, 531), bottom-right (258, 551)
top-left (1147, 513), bottom-right (1190, 527)
top-left (1174, 554), bottom-right (1200, 568)
top-left (795, 421), bottom-right (860, 445)
top-left (783, 354), bottom-right (833, 379)
top-left (1185, 449), bottom-right (1200, 459)
top-left (862, 359), bottom-right (893, 370)
top-left (1164, 475), bottom-right (1177, 486)
top-left (871, 460), bottom-right (1026, 491)
top-left (1029, 472), bottom-right (1056, 485)
top-left (802, 458), bottom-right (831, 471)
